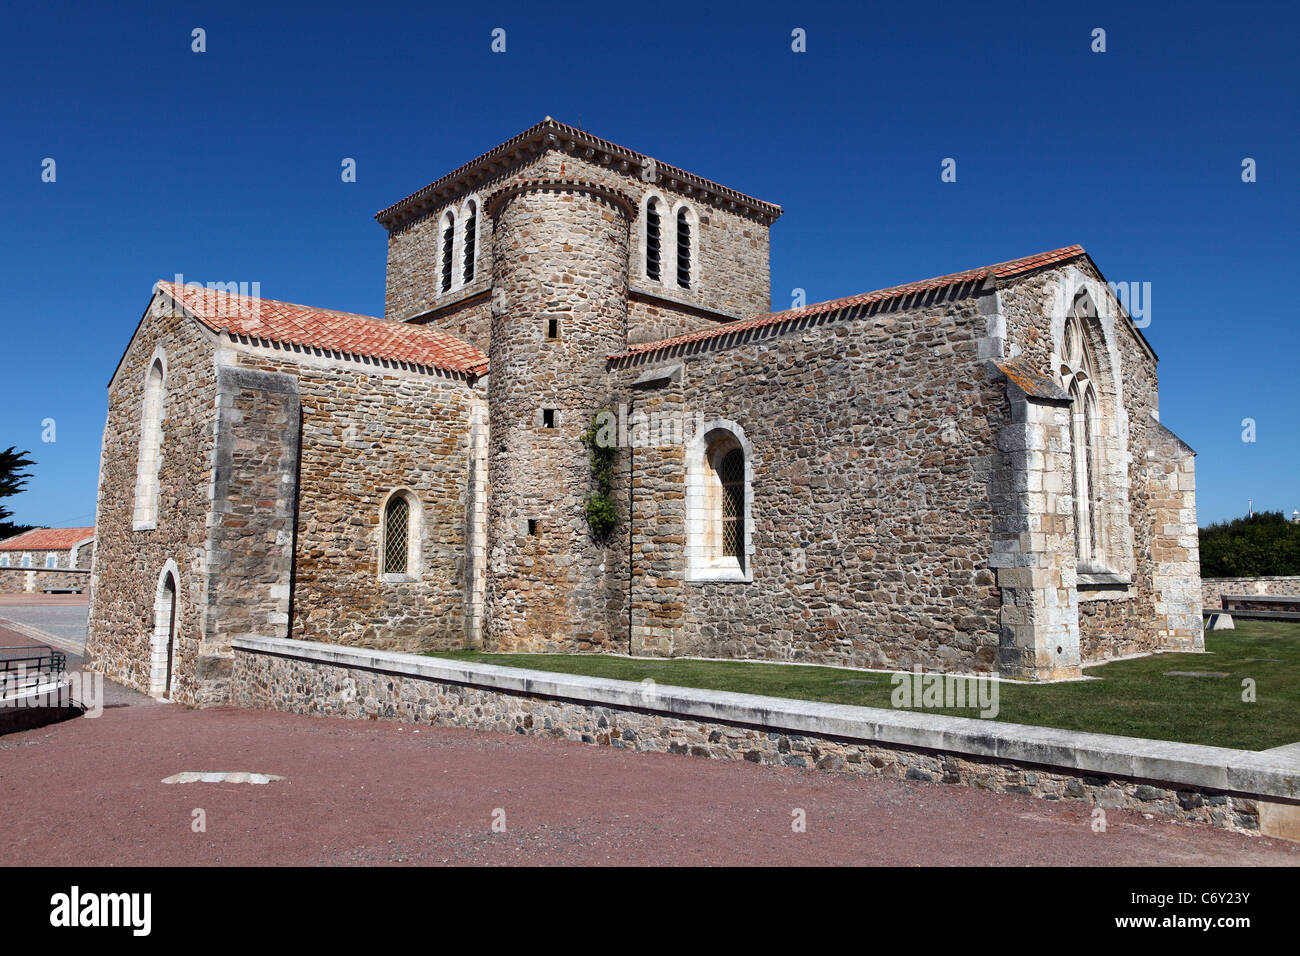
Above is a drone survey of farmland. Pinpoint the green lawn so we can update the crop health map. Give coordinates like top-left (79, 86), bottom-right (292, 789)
top-left (432, 620), bottom-right (1300, 751)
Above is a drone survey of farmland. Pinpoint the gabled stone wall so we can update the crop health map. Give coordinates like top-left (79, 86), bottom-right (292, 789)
top-left (608, 290), bottom-right (1008, 672)
top-left (86, 302), bottom-right (219, 702)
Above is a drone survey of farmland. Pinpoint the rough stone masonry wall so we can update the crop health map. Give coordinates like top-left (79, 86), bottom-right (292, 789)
top-left (232, 645), bottom-right (1273, 836)
top-left (1203, 576), bottom-right (1300, 608)
top-left (999, 263), bottom-right (1169, 663)
top-left (627, 296), bottom-right (730, 346)
top-left (230, 345), bottom-right (478, 654)
top-left (609, 292), bottom-right (1009, 673)
top-left (86, 303), bottom-right (218, 701)
top-left (0, 567), bottom-right (90, 594)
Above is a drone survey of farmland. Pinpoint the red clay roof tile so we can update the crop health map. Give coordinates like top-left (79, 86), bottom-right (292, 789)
top-left (0, 527), bottom-right (95, 551)
top-left (157, 282), bottom-right (488, 376)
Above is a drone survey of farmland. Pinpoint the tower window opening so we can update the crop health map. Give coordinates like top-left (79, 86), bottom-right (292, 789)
top-left (462, 201), bottom-right (477, 283)
top-left (440, 214), bottom-right (455, 293)
top-left (676, 207), bottom-right (692, 289)
top-left (645, 199), bottom-right (662, 281)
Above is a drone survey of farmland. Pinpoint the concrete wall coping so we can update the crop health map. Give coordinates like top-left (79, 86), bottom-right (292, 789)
top-left (231, 634), bottom-right (1300, 801)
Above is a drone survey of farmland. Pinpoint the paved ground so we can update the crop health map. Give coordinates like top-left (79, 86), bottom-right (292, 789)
top-left (0, 593), bottom-right (88, 652)
top-left (3, 683), bottom-right (1298, 866)
top-left (2, 593), bottom-right (1296, 866)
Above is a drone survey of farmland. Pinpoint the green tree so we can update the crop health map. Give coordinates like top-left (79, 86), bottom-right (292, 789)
top-left (0, 447), bottom-right (36, 540)
top-left (1199, 511), bottom-right (1300, 577)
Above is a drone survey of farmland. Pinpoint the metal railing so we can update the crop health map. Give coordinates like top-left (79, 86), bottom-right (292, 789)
top-left (0, 644), bottom-right (68, 706)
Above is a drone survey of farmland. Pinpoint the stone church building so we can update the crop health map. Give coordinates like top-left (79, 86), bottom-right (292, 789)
top-left (85, 118), bottom-right (1202, 705)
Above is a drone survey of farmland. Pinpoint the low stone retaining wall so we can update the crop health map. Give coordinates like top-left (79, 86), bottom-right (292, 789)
top-left (0, 567), bottom-right (90, 594)
top-left (1202, 575), bottom-right (1300, 609)
top-left (231, 635), bottom-right (1300, 840)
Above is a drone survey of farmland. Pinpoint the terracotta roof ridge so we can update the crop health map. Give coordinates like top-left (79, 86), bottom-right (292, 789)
top-left (610, 245), bottom-right (1087, 361)
top-left (154, 281), bottom-right (488, 377)
top-left (375, 117), bottom-right (782, 227)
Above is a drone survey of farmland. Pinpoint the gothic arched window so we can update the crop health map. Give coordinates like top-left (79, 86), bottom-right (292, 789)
top-left (133, 356), bottom-right (166, 529)
top-left (1060, 309), bottom-right (1102, 568)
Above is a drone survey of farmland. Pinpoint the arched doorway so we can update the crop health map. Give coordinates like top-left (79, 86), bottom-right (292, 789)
top-left (150, 562), bottom-right (179, 699)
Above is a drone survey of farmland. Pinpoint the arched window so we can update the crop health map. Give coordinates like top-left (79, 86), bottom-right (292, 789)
top-left (133, 355), bottom-right (165, 529)
top-left (675, 207), bottom-right (692, 289)
top-left (462, 199), bottom-right (478, 284)
top-left (645, 198), bottom-right (662, 281)
top-left (685, 421), bottom-right (753, 582)
top-left (717, 445), bottom-right (745, 559)
top-left (380, 489), bottom-right (422, 580)
top-left (1060, 309), bottom-right (1102, 568)
top-left (439, 212), bottom-right (456, 294)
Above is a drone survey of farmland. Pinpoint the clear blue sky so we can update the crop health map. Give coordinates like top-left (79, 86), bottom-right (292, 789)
top-left (1, 0), bottom-right (1295, 528)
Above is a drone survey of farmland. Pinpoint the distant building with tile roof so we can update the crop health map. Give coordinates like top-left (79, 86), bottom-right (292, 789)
top-left (0, 527), bottom-right (94, 592)
top-left (85, 119), bottom-right (1202, 706)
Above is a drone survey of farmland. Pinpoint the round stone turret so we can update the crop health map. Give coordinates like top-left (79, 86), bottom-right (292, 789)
top-left (484, 178), bottom-right (633, 651)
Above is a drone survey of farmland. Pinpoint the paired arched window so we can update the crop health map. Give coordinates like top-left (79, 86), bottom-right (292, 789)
top-left (645, 197), bottom-right (663, 281)
top-left (1060, 305), bottom-right (1102, 568)
top-left (462, 199), bottom-right (478, 283)
top-left (686, 422), bottom-right (752, 582)
top-left (639, 194), bottom-right (699, 292)
top-left (439, 212), bottom-right (456, 294)
top-left (380, 489), bottom-right (422, 580)
top-left (133, 355), bottom-right (166, 529)
top-left (676, 207), bottom-right (693, 290)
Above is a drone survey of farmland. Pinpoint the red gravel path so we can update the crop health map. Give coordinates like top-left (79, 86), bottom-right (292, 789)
top-left (3, 686), bottom-right (1297, 866)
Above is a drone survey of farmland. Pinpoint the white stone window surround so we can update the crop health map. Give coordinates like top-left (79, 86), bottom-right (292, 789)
top-left (436, 209), bottom-right (458, 297)
top-left (685, 419), bottom-right (754, 583)
top-left (45, 553), bottom-right (57, 568)
top-left (378, 487), bottom-right (425, 583)
top-left (149, 559), bottom-right (180, 699)
top-left (132, 348), bottom-right (167, 531)
top-left (1048, 277), bottom-right (1135, 584)
top-left (457, 194), bottom-right (483, 287)
top-left (0, 555), bottom-right (8, 567)
top-left (637, 189), bottom-right (669, 284)
top-left (669, 200), bottom-right (700, 293)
